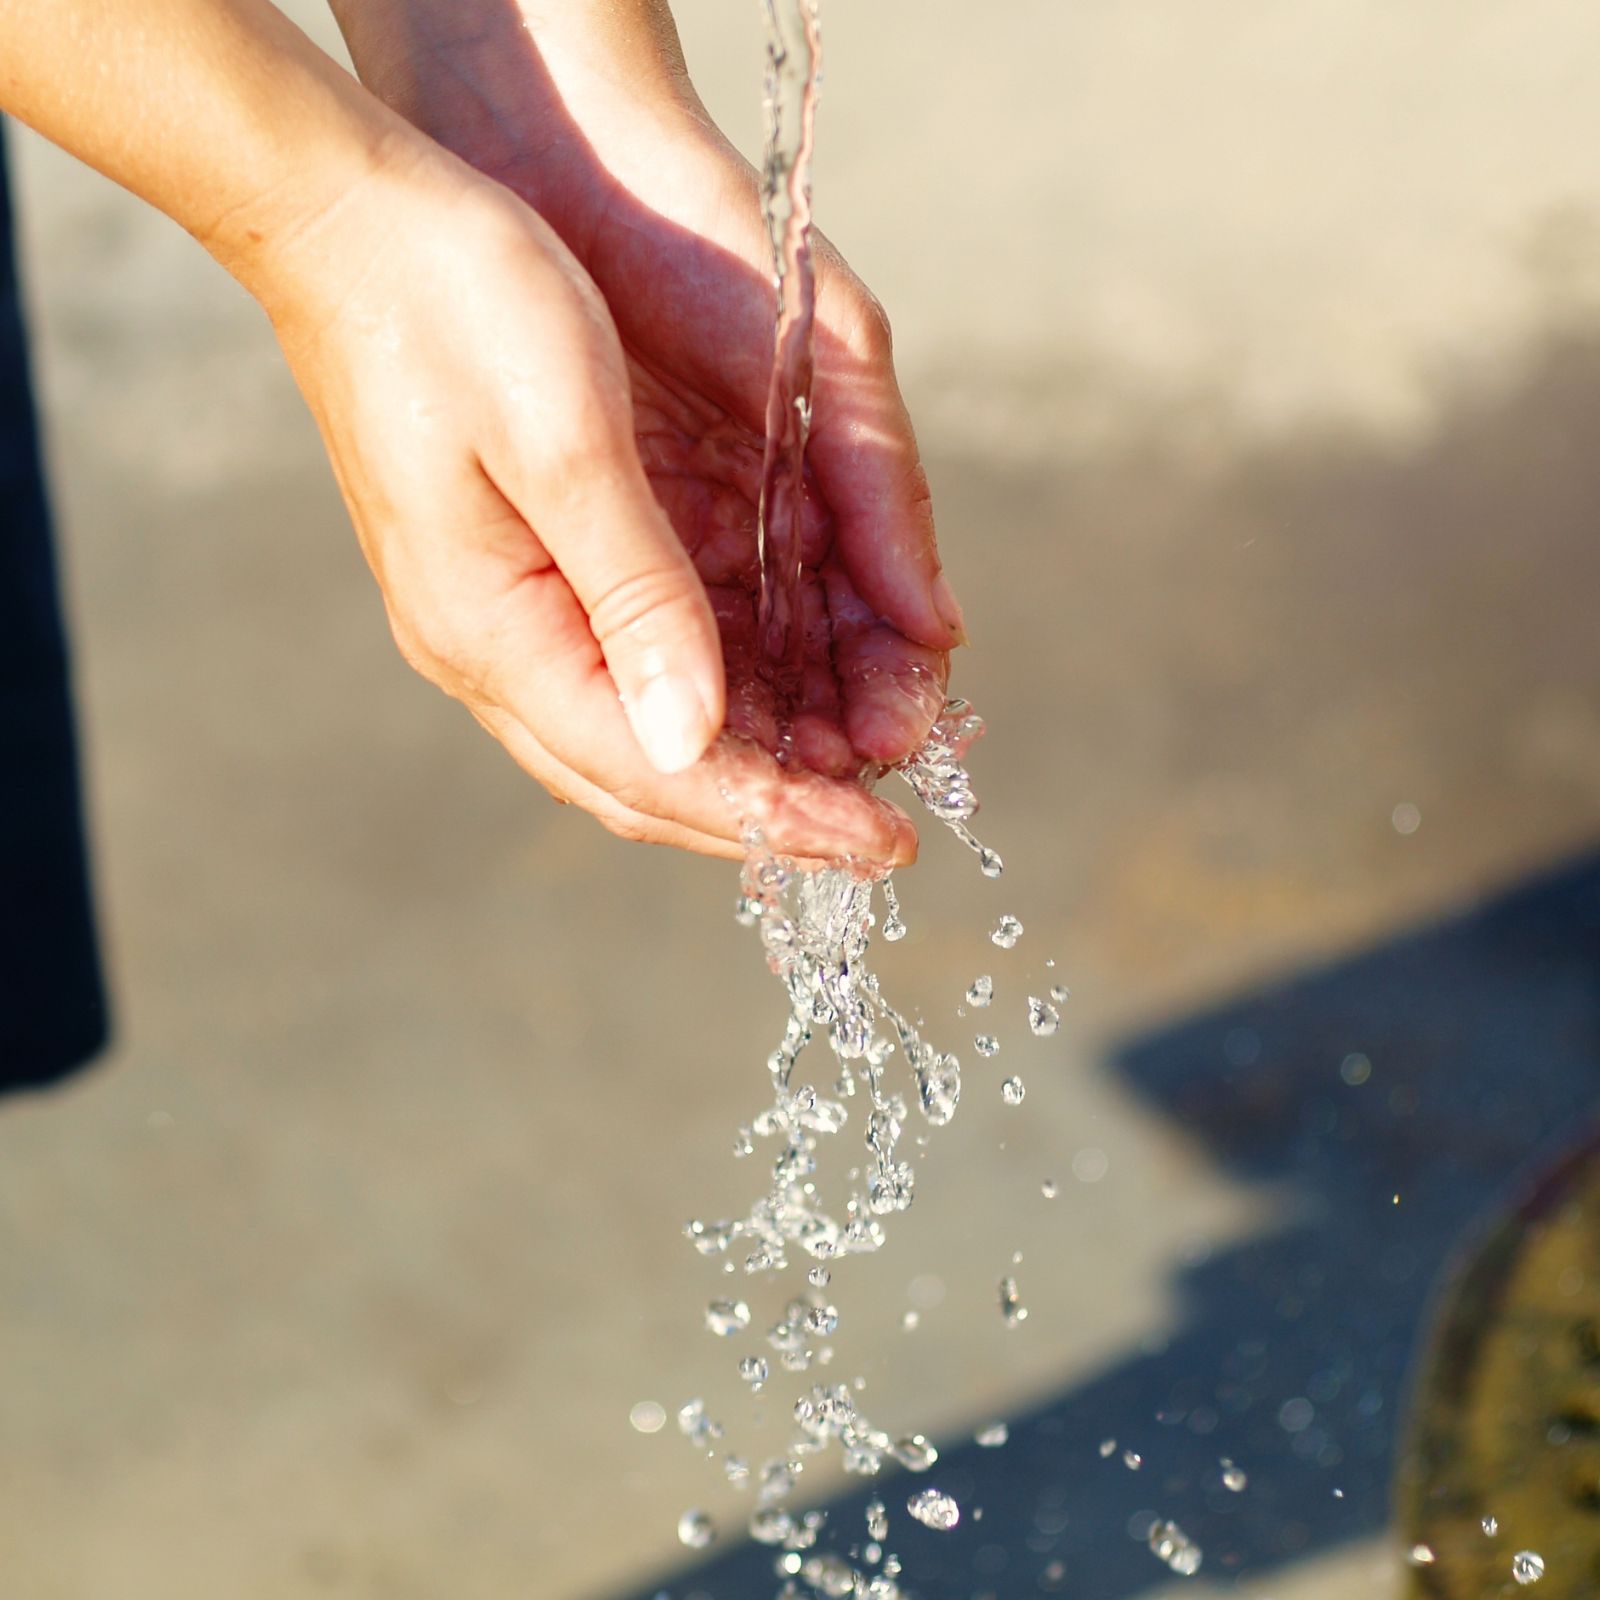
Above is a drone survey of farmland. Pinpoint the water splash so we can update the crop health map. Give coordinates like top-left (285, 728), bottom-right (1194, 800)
top-left (905, 1488), bottom-right (960, 1532)
top-left (1148, 1519), bottom-right (1203, 1577)
top-left (670, 5), bottom-right (1018, 1591)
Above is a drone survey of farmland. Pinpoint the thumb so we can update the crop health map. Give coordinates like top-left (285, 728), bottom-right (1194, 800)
top-left (526, 440), bottom-right (726, 776)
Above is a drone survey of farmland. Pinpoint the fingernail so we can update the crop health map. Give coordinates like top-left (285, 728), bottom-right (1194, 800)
top-left (628, 673), bottom-right (714, 775)
top-left (931, 572), bottom-right (969, 646)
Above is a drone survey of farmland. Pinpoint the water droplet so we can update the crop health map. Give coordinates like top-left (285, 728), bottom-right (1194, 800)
top-left (705, 1299), bottom-right (751, 1337)
top-left (1220, 1459), bottom-right (1247, 1492)
top-left (1483, 1515), bottom-right (1500, 1537)
top-left (1099, 1438), bottom-right (1117, 1458)
top-left (1049, 983), bottom-right (1070, 1004)
top-left (1340, 1051), bottom-right (1372, 1086)
top-left (677, 1399), bottom-right (723, 1447)
top-left (628, 1401), bottom-right (666, 1434)
top-left (906, 1488), bottom-right (960, 1532)
top-left (1026, 997), bottom-right (1060, 1037)
top-left (1122, 1449), bottom-right (1142, 1471)
top-left (677, 1510), bottom-right (716, 1549)
top-left (901, 1309), bottom-right (920, 1331)
top-left (974, 1034), bottom-right (1000, 1057)
top-left (975, 1422), bottom-right (1009, 1447)
top-left (808, 1265), bottom-right (831, 1288)
top-left (1147, 1520), bottom-right (1202, 1576)
top-left (881, 880), bottom-right (907, 942)
top-left (1001, 1076), bottom-right (1026, 1105)
top-left (749, 1507), bottom-right (797, 1545)
top-left (1513, 1552), bottom-right (1545, 1586)
top-left (807, 1304), bottom-right (840, 1336)
top-left (1408, 1544), bottom-right (1436, 1567)
top-left (802, 1553), bottom-right (862, 1596)
top-left (866, 1499), bottom-right (888, 1540)
top-left (966, 975), bottom-right (994, 1008)
top-left (1041, 1178), bottom-right (1059, 1199)
top-left (738, 1356), bottom-right (769, 1387)
top-left (978, 847), bottom-right (1004, 878)
top-left (999, 1276), bottom-right (1027, 1326)
top-left (891, 1434), bottom-right (938, 1471)
top-left (723, 1454), bottom-right (749, 1484)
top-left (990, 915), bottom-right (1024, 950)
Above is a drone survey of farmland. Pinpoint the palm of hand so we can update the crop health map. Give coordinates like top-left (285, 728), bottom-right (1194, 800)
top-left (533, 132), bottom-right (954, 778)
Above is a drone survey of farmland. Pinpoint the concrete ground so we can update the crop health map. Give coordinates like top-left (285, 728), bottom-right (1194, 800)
top-left (5, 3), bottom-right (1600, 1597)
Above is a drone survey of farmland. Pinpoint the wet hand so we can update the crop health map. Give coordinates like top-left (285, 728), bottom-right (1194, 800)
top-left (259, 150), bottom-right (919, 863)
top-left (328, 1), bottom-right (967, 859)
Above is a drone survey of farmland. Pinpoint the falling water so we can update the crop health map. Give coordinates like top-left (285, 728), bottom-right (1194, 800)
top-left (755, 0), bottom-right (822, 691)
top-left (661, 6), bottom-right (1114, 1596)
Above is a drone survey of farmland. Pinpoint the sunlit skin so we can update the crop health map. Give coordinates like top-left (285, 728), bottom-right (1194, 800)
top-left (0, 0), bottom-right (966, 864)
top-left (327, 0), bottom-right (968, 862)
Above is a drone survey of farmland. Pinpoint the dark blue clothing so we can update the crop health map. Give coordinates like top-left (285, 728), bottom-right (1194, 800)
top-left (0, 119), bottom-right (108, 1087)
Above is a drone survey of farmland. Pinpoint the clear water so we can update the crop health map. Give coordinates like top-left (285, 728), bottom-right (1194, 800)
top-left (905, 1488), bottom-right (960, 1532)
top-left (660, 4), bottom-right (1112, 1594)
top-left (1148, 1519), bottom-right (1204, 1577)
top-left (754, 0), bottom-right (821, 689)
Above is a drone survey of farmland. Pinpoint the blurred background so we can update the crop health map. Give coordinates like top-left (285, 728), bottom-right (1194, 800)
top-left (5, 1), bottom-right (1600, 1596)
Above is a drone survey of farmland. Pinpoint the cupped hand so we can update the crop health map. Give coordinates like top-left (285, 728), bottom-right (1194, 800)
top-left (318, 4), bottom-right (967, 862)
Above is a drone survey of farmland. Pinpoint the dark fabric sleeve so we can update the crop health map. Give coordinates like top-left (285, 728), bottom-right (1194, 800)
top-left (0, 117), bottom-right (110, 1088)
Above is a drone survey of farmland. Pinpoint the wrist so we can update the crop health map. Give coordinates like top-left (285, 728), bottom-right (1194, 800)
top-left (328, 0), bottom-right (712, 195)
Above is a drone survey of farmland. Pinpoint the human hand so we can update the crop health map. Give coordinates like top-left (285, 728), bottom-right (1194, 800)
top-left (327, 0), bottom-right (966, 860)
top-left (256, 148), bottom-right (924, 863)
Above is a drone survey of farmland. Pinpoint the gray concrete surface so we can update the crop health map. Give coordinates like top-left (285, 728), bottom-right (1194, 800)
top-left (5, 3), bottom-right (1600, 1596)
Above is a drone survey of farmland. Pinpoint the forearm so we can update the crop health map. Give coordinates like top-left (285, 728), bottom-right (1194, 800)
top-left (0, 0), bottom-right (425, 300)
top-left (325, 0), bottom-right (706, 183)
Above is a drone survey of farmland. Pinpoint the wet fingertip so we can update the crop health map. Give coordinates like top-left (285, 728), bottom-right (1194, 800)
top-left (844, 700), bottom-right (927, 767)
top-left (890, 818), bottom-right (920, 868)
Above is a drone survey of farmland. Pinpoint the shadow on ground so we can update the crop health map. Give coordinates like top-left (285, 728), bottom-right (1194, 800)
top-left (621, 856), bottom-right (1600, 1599)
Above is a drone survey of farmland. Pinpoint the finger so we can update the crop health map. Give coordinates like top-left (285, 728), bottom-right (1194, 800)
top-left (484, 560), bottom-right (919, 864)
top-left (486, 377), bottom-right (726, 779)
top-left (792, 580), bottom-right (856, 776)
top-left (805, 265), bottom-right (967, 654)
top-left (472, 705), bottom-right (749, 860)
top-left (824, 566), bottom-right (949, 764)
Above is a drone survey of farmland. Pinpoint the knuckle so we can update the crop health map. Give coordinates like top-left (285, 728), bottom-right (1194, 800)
top-left (605, 771), bottom-right (655, 816)
top-left (586, 565), bottom-right (696, 648)
top-left (596, 807), bottom-right (654, 845)
top-left (851, 288), bottom-right (895, 360)
top-left (387, 605), bottom-right (479, 698)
